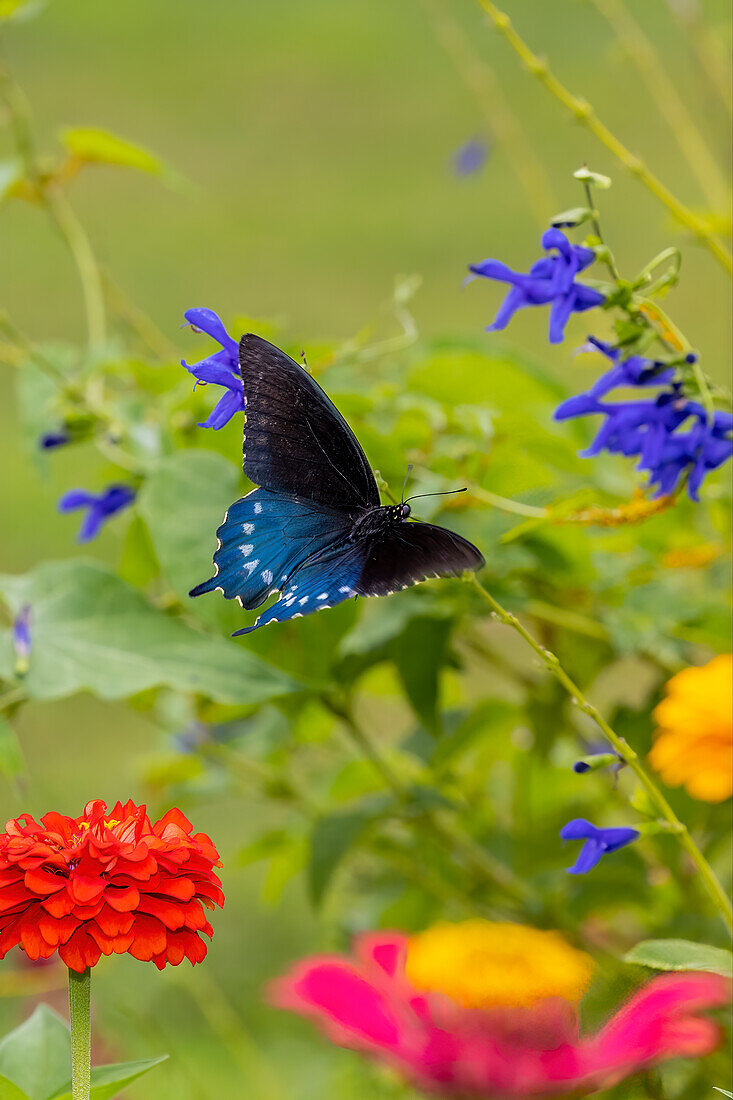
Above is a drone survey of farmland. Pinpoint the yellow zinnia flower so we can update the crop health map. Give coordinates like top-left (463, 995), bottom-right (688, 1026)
top-left (649, 655), bottom-right (733, 802)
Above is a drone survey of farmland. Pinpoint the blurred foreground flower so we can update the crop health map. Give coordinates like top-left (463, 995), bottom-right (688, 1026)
top-left (468, 229), bottom-right (604, 344)
top-left (650, 655), bottom-right (733, 802)
top-left (270, 920), bottom-right (727, 1097)
top-left (560, 818), bottom-right (639, 874)
top-left (555, 342), bottom-right (733, 500)
top-left (182, 306), bottom-right (244, 429)
top-left (57, 484), bottom-right (135, 542)
top-left (0, 799), bottom-right (224, 972)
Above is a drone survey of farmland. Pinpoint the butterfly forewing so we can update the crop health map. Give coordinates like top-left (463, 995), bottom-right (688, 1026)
top-left (356, 521), bottom-right (485, 597)
top-left (239, 335), bottom-right (379, 509)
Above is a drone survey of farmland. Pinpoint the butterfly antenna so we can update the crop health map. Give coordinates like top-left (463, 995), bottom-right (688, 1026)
top-left (400, 464), bottom-right (414, 504)
top-left (300, 349), bottom-right (309, 370)
top-left (404, 487), bottom-right (468, 503)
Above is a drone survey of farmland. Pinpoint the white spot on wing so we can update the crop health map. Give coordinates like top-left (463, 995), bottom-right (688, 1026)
top-left (317, 593), bottom-right (328, 600)
top-left (262, 569), bottom-right (273, 584)
top-left (241, 544), bottom-right (254, 557)
top-left (242, 523), bottom-right (254, 535)
top-left (298, 596), bottom-right (309, 605)
top-left (254, 502), bottom-right (262, 514)
top-left (242, 559), bottom-right (260, 576)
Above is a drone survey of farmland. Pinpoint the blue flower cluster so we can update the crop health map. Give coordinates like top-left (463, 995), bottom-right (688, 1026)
top-left (469, 228), bottom-right (605, 344)
top-left (555, 340), bottom-right (733, 500)
top-left (470, 229), bottom-right (732, 499)
top-left (182, 307), bottom-right (244, 430)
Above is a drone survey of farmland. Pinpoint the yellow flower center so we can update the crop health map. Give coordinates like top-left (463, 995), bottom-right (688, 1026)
top-left (405, 920), bottom-right (594, 1010)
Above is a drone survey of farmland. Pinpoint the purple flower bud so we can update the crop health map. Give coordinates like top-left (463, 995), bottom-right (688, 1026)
top-left (12, 605), bottom-right (31, 673)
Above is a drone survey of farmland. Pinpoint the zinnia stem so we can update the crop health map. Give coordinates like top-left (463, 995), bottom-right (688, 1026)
top-left (470, 576), bottom-right (733, 933)
top-left (68, 967), bottom-right (91, 1100)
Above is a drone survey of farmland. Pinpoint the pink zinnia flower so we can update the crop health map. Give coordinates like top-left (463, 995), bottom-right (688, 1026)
top-left (268, 920), bottom-right (728, 1097)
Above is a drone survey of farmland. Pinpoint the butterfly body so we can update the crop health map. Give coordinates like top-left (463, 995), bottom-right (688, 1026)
top-left (190, 334), bottom-right (484, 631)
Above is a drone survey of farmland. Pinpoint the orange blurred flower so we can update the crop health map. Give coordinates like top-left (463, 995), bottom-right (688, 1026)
top-left (0, 799), bottom-right (224, 972)
top-left (649, 655), bottom-right (733, 802)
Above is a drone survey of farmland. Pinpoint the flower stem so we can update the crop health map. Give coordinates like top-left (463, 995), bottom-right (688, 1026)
top-left (473, 0), bottom-right (733, 276)
top-left (469, 575), bottom-right (733, 932)
top-left (45, 189), bottom-right (107, 351)
top-left (68, 967), bottom-right (91, 1100)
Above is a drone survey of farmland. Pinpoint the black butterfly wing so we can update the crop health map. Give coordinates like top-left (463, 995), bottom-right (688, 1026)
top-left (239, 334), bottom-right (379, 509)
top-left (355, 521), bottom-right (484, 597)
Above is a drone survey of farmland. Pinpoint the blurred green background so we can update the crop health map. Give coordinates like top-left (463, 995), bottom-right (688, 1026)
top-left (0, 1), bottom-right (731, 1097)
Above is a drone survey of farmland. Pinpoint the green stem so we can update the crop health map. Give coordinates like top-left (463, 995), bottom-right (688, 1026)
top-left (0, 70), bottom-right (106, 350)
top-left (582, 179), bottom-right (620, 280)
top-left (473, 0), bottom-right (733, 276)
top-left (45, 189), bottom-right (106, 351)
top-left (470, 576), bottom-right (733, 933)
top-left (68, 967), bottom-right (91, 1100)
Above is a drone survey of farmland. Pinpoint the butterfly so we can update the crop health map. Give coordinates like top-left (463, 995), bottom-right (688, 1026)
top-left (189, 335), bottom-right (484, 633)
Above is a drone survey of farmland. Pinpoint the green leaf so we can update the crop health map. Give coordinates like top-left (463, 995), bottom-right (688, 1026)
top-left (138, 449), bottom-right (241, 607)
top-left (0, 1076), bottom-right (31, 1100)
top-left (0, 559), bottom-right (298, 705)
top-left (50, 1055), bottom-right (168, 1100)
top-left (0, 716), bottom-right (25, 780)
top-left (624, 939), bottom-right (733, 978)
top-left (309, 800), bottom-right (389, 906)
top-left (0, 1006), bottom-right (70, 1100)
top-left (58, 127), bottom-right (164, 176)
top-left (391, 617), bottom-right (451, 734)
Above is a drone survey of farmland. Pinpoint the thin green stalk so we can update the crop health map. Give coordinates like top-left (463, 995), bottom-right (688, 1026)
top-left (470, 575), bottom-right (733, 933)
top-left (68, 967), bottom-right (91, 1100)
top-left (473, 0), bottom-right (733, 276)
top-left (0, 70), bottom-right (106, 349)
top-left (464, 483), bottom-right (548, 518)
top-left (587, 0), bottom-right (730, 212)
top-left (45, 189), bottom-right (106, 350)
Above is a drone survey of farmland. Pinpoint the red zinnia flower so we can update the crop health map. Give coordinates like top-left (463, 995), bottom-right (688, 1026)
top-left (0, 800), bottom-right (224, 973)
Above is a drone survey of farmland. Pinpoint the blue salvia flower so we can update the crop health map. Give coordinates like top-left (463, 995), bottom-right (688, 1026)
top-left (12, 605), bottom-right (31, 675)
top-left (560, 818), bottom-right (639, 874)
top-left (555, 340), bottom-right (733, 499)
top-left (452, 138), bottom-right (488, 177)
top-left (468, 228), bottom-right (605, 344)
top-left (58, 484), bottom-right (136, 542)
top-left (39, 431), bottom-right (71, 449)
top-left (182, 307), bottom-right (244, 430)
